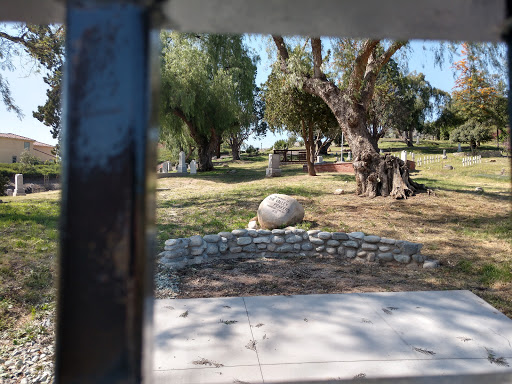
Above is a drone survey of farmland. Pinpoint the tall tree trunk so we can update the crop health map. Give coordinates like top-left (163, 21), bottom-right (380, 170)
top-left (407, 129), bottom-right (414, 147)
top-left (196, 136), bottom-right (215, 171)
top-left (172, 108), bottom-right (215, 171)
top-left (230, 134), bottom-right (241, 160)
top-left (301, 119), bottom-right (316, 176)
top-left (215, 139), bottom-right (222, 158)
top-left (186, 144), bottom-right (196, 162)
top-left (306, 85), bottom-right (423, 198)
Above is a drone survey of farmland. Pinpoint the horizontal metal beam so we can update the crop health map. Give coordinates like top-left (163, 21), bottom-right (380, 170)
top-left (2, 0), bottom-right (65, 25)
top-left (162, 0), bottom-right (507, 42)
top-left (2, 0), bottom-right (508, 42)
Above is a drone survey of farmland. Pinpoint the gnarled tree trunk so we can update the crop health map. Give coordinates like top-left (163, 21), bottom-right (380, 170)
top-left (273, 36), bottom-right (425, 198)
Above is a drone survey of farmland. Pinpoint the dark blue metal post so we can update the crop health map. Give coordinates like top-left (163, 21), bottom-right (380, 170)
top-left (56, 1), bottom-right (158, 382)
top-left (506, 1), bottom-right (512, 172)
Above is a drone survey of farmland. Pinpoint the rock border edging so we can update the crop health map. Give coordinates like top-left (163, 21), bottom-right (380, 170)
top-left (158, 228), bottom-right (439, 270)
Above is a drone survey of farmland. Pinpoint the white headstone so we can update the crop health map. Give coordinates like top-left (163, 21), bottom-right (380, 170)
top-left (442, 149), bottom-right (447, 159)
top-left (411, 153), bottom-right (415, 162)
top-left (6, 189), bottom-right (13, 196)
top-left (347, 151), bottom-right (352, 161)
top-left (162, 161), bottom-right (170, 173)
top-left (189, 160), bottom-right (197, 174)
top-left (266, 154), bottom-right (282, 177)
top-left (13, 174), bottom-right (25, 196)
top-left (177, 151), bottom-right (188, 173)
top-left (316, 155), bottom-right (323, 163)
top-left (457, 143), bottom-right (462, 152)
top-left (416, 136), bottom-right (420, 145)
top-left (401, 150), bottom-right (407, 162)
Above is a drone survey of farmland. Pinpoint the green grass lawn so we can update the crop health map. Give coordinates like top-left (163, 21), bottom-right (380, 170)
top-left (0, 147), bottom-right (510, 342)
top-left (0, 192), bottom-right (60, 339)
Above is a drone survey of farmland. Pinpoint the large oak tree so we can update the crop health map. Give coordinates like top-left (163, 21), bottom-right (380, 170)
top-left (273, 36), bottom-right (423, 198)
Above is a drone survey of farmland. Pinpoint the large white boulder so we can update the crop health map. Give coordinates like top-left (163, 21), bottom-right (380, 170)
top-left (257, 194), bottom-right (305, 230)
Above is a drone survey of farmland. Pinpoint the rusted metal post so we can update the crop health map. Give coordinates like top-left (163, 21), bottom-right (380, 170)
top-left (55, 1), bottom-right (158, 382)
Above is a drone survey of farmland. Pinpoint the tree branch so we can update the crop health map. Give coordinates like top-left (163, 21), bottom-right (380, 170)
top-left (311, 37), bottom-right (325, 80)
top-left (172, 108), bottom-right (197, 137)
top-left (361, 41), bottom-right (406, 107)
top-left (348, 39), bottom-right (379, 96)
top-left (272, 35), bottom-right (289, 73)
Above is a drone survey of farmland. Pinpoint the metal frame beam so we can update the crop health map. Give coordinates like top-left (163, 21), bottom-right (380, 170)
top-left (2, 0), bottom-right (509, 42)
top-left (55, 1), bottom-right (158, 382)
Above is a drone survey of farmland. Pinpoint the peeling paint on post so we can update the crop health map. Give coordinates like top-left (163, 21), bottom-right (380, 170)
top-left (56, 1), bottom-right (158, 382)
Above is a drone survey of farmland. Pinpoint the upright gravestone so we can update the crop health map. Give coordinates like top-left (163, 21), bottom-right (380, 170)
top-left (176, 151), bottom-right (188, 174)
top-left (411, 153), bottom-right (415, 162)
top-left (442, 149), bottom-right (447, 159)
top-left (416, 136), bottom-right (420, 145)
top-left (13, 174), bottom-right (25, 196)
top-left (347, 151), bottom-right (352, 161)
top-left (189, 160), bottom-right (197, 175)
top-left (457, 143), bottom-right (462, 152)
top-left (401, 150), bottom-right (407, 163)
top-left (162, 161), bottom-right (169, 173)
top-left (316, 155), bottom-right (323, 164)
top-left (265, 154), bottom-right (282, 177)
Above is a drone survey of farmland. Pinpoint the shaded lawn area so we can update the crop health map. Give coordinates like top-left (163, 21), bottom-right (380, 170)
top-left (0, 192), bottom-right (60, 335)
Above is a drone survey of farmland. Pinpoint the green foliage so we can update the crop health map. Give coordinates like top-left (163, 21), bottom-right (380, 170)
top-left (244, 145), bottom-right (258, 154)
top-left (160, 32), bottom-right (257, 170)
top-left (273, 139), bottom-right (287, 149)
top-left (450, 120), bottom-right (492, 149)
top-left (19, 150), bottom-right (42, 165)
top-left (0, 173), bottom-right (8, 196)
top-left (1, 24), bottom-right (64, 139)
top-left (0, 163), bottom-right (60, 178)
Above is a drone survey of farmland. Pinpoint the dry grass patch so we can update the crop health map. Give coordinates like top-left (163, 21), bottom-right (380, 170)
top-left (158, 155), bottom-right (512, 316)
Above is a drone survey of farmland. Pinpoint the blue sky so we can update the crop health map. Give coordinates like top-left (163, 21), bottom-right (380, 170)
top-left (0, 35), bottom-right (460, 148)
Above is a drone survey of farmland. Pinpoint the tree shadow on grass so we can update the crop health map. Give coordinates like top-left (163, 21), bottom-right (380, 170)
top-left (185, 162), bottom-right (357, 184)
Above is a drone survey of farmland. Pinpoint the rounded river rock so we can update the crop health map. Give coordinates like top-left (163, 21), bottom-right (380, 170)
top-left (257, 194), bottom-right (305, 230)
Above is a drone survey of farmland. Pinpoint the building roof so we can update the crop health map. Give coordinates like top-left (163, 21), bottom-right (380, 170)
top-left (0, 133), bottom-right (54, 148)
top-left (33, 141), bottom-right (54, 148)
top-left (0, 132), bottom-right (36, 141)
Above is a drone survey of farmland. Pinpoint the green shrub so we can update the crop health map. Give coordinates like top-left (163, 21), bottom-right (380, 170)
top-left (19, 151), bottom-right (42, 165)
top-left (273, 139), bottom-right (287, 149)
top-left (245, 145), bottom-right (258, 155)
top-left (0, 173), bottom-right (8, 196)
top-left (0, 163), bottom-right (61, 179)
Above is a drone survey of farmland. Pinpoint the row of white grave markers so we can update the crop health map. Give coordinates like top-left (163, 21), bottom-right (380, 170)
top-left (462, 155), bottom-right (482, 166)
top-left (415, 155), bottom-right (443, 167)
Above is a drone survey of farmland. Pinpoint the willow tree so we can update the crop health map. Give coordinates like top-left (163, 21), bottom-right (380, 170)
top-left (160, 32), bottom-right (257, 171)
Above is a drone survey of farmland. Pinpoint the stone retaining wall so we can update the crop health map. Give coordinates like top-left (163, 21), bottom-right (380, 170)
top-left (158, 228), bottom-right (438, 270)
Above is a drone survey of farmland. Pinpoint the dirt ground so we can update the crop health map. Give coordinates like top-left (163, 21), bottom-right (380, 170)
top-left (172, 255), bottom-right (481, 300)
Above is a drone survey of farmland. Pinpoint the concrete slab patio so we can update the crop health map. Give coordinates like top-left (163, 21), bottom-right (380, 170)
top-left (153, 290), bottom-right (512, 383)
